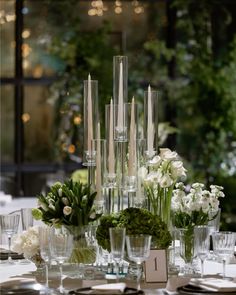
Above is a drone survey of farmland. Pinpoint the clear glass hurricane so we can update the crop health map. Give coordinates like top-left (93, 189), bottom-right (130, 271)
top-left (212, 231), bottom-right (236, 279)
top-left (194, 225), bottom-right (210, 278)
top-left (0, 214), bottom-right (20, 264)
top-left (49, 226), bottom-right (73, 293)
top-left (38, 226), bottom-right (51, 289)
top-left (109, 227), bottom-right (126, 282)
top-left (126, 235), bottom-right (152, 291)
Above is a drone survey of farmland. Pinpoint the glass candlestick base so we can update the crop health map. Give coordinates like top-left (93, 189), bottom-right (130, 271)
top-left (104, 173), bottom-right (117, 188)
top-left (114, 127), bottom-right (127, 142)
top-left (124, 176), bottom-right (137, 192)
top-left (144, 150), bottom-right (157, 165)
top-left (83, 150), bottom-right (96, 166)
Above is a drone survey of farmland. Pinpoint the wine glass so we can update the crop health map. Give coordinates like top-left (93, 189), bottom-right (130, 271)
top-left (212, 231), bottom-right (236, 279)
top-left (38, 226), bottom-right (51, 289)
top-left (126, 235), bottom-right (152, 291)
top-left (109, 227), bottom-right (126, 282)
top-left (50, 226), bottom-right (73, 293)
top-left (0, 214), bottom-right (20, 264)
top-left (194, 225), bottom-right (210, 277)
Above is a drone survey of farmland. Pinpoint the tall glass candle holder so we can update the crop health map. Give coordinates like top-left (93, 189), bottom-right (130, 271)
top-left (105, 101), bottom-right (117, 188)
top-left (113, 56), bottom-right (128, 142)
top-left (144, 87), bottom-right (158, 163)
top-left (83, 76), bottom-right (99, 166)
top-left (124, 100), bottom-right (139, 193)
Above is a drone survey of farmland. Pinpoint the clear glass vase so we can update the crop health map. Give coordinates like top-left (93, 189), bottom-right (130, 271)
top-left (178, 227), bottom-right (196, 276)
top-left (66, 225), bottom-right (97, 265)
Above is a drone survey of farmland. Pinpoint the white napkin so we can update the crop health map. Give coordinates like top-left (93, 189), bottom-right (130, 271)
top-left (91, 283), bottom-right (126, 293)
top-left (190, 278), bottom-right (236, 292)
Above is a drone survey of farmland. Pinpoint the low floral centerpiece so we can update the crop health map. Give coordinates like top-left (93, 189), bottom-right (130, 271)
top-left (140, 148), bottom-right (187, 228)
top-left (171, 182), bottom-right (224, 271)
top-left (96, 207), bottom-right (172, 252)
top-left (32, 179), bottom-right (101, 264)
top-left (12, 226), bottom-right (43, 267)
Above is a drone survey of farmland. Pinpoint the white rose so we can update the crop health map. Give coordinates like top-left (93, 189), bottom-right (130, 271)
top-left (63, 206), bottom-right (72, 216)
top-left (149, 155), bottom-right (162, 167)
top-left (159, 148), bottom-right (178, 160)
top-left (159, 174), bottom-right (173, 188)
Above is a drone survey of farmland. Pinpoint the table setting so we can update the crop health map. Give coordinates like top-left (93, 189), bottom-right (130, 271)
top-left (1, 54), bottom-right (236, 295)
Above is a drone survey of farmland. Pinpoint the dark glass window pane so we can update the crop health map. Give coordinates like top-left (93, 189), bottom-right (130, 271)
top-left (0, 85), bottom-right (14, 163)
top-left (23, 1), bottom-right (64, 77)
top-left (24, 85), bottom-right (54, 162)
top-left (0, 0), bottom-right (15, 77)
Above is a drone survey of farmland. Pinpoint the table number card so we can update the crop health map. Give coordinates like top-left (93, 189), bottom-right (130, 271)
top-left (144, 249), bottom-right (168, 283)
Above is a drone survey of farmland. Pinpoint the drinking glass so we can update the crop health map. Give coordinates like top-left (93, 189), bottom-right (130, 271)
top-left (0, 214), bottom-right (20, 264)
top-left (212, 231), bottom-right (236, 279)
top-left (109, 227), bottom-right (126, 282)
top-left (38, 226), bottom-right (51, 289)
top-left (194, 225), bottom-right (210, 277)
top-left (21, 208), bottom-right (33, 231)
top-left (50, 226), bottom-right (73, 293)
top-left (126, 235), bottom-right (152, 290)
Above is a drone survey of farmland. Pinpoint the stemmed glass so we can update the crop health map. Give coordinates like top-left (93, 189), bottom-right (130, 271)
top-left (109, 227), bottom-right (126, 282)
top-left (21, 208), bottom-right (33, 231)
top-left (50, 226), bottom-right (73, 293)
top-left (126, 235), bottom-right (152, 291)
top-left (0, 214), bottom-right (20, 264)
top-left (212, 231), bottom-right (236, 279)
top-left (194, 225), bottom-right (210, 277)
top-left (38, 226), bottom-right (51, 289)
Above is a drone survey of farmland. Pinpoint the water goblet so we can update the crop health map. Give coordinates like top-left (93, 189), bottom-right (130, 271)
top-left (212, 231), bottom-right (236, 279)
top-left (109, 227), bottom-right (126, 282)
top-left (38, 226), bottom-right (51, 289)
top-left (194, 225), bottom-right (210, 277)
top-left (126, 235), bottom-right (152, 291)
top-left (50, 226), bottom-right (73, 293)
top-left (0, 214), bottom-right (20, 264)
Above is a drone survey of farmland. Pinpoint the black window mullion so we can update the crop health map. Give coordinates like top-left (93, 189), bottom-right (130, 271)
top-left (14, 0), bottom-right (24, 195)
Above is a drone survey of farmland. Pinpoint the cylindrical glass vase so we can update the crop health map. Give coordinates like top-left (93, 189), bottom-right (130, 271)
top-left (83, 77), bottom-right (99, 166)
top-left (144, 87), bottom-right (158, 163)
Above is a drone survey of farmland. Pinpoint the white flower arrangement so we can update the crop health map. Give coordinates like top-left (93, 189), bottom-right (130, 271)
top-left (171, 182), bottom-right (224, 229)
top-left (12, 226), bottom-right (40, 259)
top-left (140, 148), bottom-right (187, 227)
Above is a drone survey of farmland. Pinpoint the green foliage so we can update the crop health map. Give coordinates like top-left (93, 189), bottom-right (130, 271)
top-left (96, 208), bottom-right (172, 252)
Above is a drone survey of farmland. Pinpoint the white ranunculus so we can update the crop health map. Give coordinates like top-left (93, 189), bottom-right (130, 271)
top-left (159, 174), bottom-right (173, 188)
top-left (63, 206), bottom-right (72, 216)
